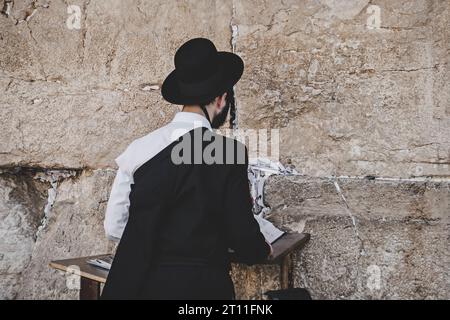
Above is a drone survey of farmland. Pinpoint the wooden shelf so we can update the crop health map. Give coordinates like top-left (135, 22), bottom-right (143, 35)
top-left (49, 232), bottom-right (311, 298)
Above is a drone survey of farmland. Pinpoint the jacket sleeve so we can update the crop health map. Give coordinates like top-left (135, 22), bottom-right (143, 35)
top-left (104, 166), bottom-right (133, 241)
top-left (223, 144), bottom-right (271, 265)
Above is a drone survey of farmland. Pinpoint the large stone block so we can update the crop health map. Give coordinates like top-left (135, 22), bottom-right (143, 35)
top-left (0, 0), bottom-right (449, 300)
top-left (0, 168), bottom-right (116, 299)
top-left (0, 168), bottom-right (48, 299)
top-left (232, 0), bottom-right (449, 177)
top-left (17, 169), bottom-right (116, 299)
top-left (0, 0), bottom-right (233, 168)
top-left (262, 175), bottom-right (449, 299)
top-left (0, 78), bottom-right (174, 168)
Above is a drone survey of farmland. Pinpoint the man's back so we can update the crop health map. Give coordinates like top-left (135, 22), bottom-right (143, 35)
top-left (101, 125), bottom-right (270, 299)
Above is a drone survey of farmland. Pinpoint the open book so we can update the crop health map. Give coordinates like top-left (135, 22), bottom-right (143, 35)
top-left (86, 254), bottom-right (114, 270)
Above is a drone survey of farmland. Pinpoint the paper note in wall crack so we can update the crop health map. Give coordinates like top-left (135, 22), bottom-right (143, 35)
top-left (254, 214), bottom-right (285, 244)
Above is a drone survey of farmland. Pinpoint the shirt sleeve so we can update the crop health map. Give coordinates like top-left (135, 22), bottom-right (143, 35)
top-left (104, 160), bottom-right (134, 241)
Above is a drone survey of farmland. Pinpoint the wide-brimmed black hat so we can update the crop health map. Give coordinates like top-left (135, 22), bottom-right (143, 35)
top-left (161, 37), bottom-right (244, 105)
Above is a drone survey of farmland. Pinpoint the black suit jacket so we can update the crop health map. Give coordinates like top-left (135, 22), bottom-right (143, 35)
top-left (101, 127), bottom-right (270, 299)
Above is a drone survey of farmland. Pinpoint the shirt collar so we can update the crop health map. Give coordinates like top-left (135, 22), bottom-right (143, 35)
top-left (171, 111), bottom-right (212, 131)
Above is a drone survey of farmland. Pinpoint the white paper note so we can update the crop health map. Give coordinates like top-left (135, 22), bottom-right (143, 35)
top-left (254, 214), bottom-right (285, 244)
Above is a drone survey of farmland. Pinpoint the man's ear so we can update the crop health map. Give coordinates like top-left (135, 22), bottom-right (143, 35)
top-left (217, 92), bottom-right (227, 110)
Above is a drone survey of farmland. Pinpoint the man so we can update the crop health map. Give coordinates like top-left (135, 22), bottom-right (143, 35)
top-left (100, 38), bottom-right (272, 300)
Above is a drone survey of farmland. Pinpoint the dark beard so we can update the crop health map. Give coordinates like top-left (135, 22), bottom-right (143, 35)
top-left (211, 94), bottom-right (232, 129)
top-left (211, 104), bottom-right (229, 129)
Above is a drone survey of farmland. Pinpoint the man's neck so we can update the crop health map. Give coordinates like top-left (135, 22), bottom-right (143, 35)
top-left (182, 105), bottom-right (211, 121)
top-left (182, 105), bottom-right (203, 115)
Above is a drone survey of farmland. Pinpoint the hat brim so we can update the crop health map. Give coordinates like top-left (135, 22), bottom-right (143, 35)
top-left (161, 52), bottom-right (244, 105)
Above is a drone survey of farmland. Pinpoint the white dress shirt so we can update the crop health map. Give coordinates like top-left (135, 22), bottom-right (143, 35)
top-left (104, 111), bottom-right (212, 241)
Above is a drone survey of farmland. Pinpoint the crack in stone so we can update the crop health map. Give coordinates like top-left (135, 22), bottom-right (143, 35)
top-left (229, 0), bottom-right (239, 129)
top-left (380, 64), bottom-right (440, 73)
top-left (265, 8), bottom-right (291, 32)
top-left (348, 159), bottom-right (450, 166)
top-left (5, 78), bottom-right (13, 91)
top-left (79, 0), bottom-right (91, 64)
top-left (105, 29), bottom-right (121, 76)
top-left (327, 175), bottom-right (450, 183)
top-left (229, 0), bottom-right (237, 53)
top-left (136, 0), bottom-right (148, 20)
top-left (331, 178), bottom-right (368, 294)
top-left (332, 179), bottom-right (366, 255)
top-left (25, 19), bottom-right (39, 45)
top-left (25, 21), bottom-right (49, 80)
top-left (0, 166), bottom-right (85, 174)
top-left (0, 75), bottom-right (63, 84)
top-left (388, 142), bottom-right (437, 151)
top-left (2, 1), bottom-right (51, 79)
top-left (15, 118), bottom-right (25, 152)
top-left (2, 84), bottom-right (130, 97)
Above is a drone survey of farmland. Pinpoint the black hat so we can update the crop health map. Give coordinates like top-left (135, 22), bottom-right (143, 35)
top-left (161, 38), bottom-right (244, 105)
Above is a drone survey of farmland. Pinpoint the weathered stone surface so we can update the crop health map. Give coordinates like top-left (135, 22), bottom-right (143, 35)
top-left (0, 168), bottom-right (116, 299)
top-left (0, 168), bottom-right (48, 299)
top-left (234, 0), bottom-right (449, 177)
top-left (265, 175), bottom-right (449, 222)
top-left (0, 0), bottom-right (449, 300)
top-left (262, 175), bottom-right (450, 299)
top-left (17, 169), bottom-right (116, 299)
top-left (292, 217), bottom-right (449, 299)
top-left (3, 0), bottom-right (446, 176)
top-left (0, 0), bottom-right (232, 168)
top-left (0, 78), bottom-right (173, 168)
top-left (231, 264), bottom-right (280, 300)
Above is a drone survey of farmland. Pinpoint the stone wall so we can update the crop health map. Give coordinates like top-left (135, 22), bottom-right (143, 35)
top-left (0, 0), bottom-right (448, 299)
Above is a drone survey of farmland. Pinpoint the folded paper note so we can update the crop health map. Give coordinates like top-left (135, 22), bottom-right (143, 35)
top-left (248, 157), bottom-right (298, 243)
top-left (254, 214), bottom-right (285, 244)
